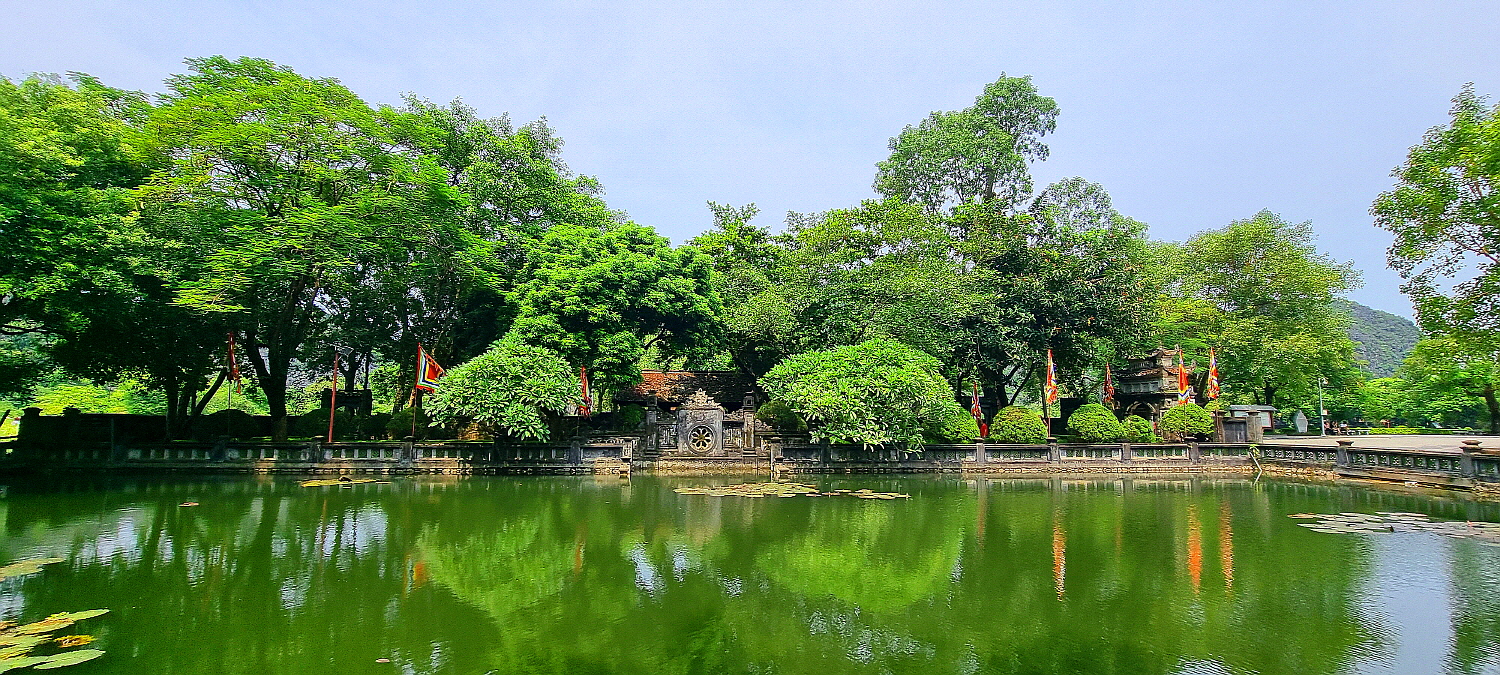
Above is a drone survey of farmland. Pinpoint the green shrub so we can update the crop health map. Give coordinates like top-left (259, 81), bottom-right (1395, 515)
top-left (760, 338), bottom-right (956, 446)
top-left (615, 405), bottom-right (646, 430)
top-left (1160, 403), bottom-right (1214, 438)
top-left (928, 407), bottom-right (981, 442)
top-left (1121, 415), bottom-right (1160, 443)
top-left (1204, 399), bottom-right (1227, 412)
top-left (1066, 403), bottom-right (1124, 442)
top-left (295, 408), bottom-right (357, 439)
top-left (423, 341), bottom-right (578, 441)
top-left (990, 406), bottom-right (1048, 444)
top-left (755, 400), bottom-right (807, 433)
top-left (387, 407), bottom-right (432, 440)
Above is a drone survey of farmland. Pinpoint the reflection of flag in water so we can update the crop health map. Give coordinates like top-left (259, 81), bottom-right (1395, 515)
top-left (1102, 363), bottom-right (1115, 404)
top-left (1044, 350), bottom-right (1059, 406)
top-left (415, 344), bottom-right (445, 393)
top-left (1176, 346), bottom-right (1192, 405)
top-left (1206, 348), bottom-right (1221, 400)
top-left (970, 383), bottom-right (988, 438)
top-left (579, 366), bottom-right (592, 418)
top-left (1052, 517), bottom-right (1066, 600)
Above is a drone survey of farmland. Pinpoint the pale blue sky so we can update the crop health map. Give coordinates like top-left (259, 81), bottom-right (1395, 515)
top-left (6, 0), bottom-right (1498, 317)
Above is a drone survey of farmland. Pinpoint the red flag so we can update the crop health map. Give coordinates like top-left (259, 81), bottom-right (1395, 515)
top-left (226, 333), bottom-right (242, 393)
top-left (1176, 346), bottom-right (1192, 405)
top-left (970, 383), bottom-right (989, 438)
top-left (579, 366), bottom-right (592, 418)
top-left (1103, 363), bottom-right (1115, 404)
top-left (415, 344), bottom-right (445, 393)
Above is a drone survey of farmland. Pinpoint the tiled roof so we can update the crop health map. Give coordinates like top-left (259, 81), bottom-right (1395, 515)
top-left (617, 371), bottom-right (761, 407)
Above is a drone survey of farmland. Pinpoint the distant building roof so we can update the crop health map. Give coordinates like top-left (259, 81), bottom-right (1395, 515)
top-left (617, 371), bottom-right (761, 409)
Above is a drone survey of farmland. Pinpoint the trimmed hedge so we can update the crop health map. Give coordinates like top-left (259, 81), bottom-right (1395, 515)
top-left (991, 406), bottom-right (1048, 444)
top-left (1121, 414), bottom-right (1160, 443)
top-left (1160, 403), bottom-right (1214, 438)
top-left (1066, 403), bottom-right (1124, 442)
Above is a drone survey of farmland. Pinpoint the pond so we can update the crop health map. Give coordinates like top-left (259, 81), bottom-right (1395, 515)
top-left (2, 474), bottom-right (1499, 674)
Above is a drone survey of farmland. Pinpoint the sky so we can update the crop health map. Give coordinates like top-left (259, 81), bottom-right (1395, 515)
top-left (5, 0), bottom-right (1497, 318)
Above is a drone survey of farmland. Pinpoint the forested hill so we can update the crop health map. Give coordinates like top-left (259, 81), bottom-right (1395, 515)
top-left (1338, 300), bottom-right (1420, 377)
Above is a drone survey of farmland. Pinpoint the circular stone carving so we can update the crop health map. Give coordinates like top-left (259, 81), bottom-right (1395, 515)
top-left (688, 425), bottom-right (714, 454)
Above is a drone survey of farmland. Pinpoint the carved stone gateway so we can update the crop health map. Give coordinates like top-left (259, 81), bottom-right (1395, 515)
top-left (675, 390), bottom-right (726, 456)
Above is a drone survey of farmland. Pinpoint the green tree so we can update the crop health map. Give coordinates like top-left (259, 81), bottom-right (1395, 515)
top-left (875, 75), bottom-right (1058, 214)
top-left (1158, 211), bottom-right (1361, 408)
top-left (1160, 402), bottom-right (1214, 439)
top-left (506, 220), bottom-right (722, 392)
top-left (137, 56), bottom-right (454, 439)
top-left (1373, 85), bottom-right (1500, 349)
top-left (1372, 85), bottom-right (1500, 433)
top-left (1399, 337), bottom-right (1497, 432)
top-left (760, 338), bottom-right (959, 447)
top-left (423, 341), bottom-right (579, 441)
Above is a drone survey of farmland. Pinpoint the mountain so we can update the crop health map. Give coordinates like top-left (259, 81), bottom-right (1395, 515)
top-left (1337, 300), bottom-right (1420, 378)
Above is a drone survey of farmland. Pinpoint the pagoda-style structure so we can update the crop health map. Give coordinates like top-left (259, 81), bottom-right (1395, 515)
top-left (1112, 348), bottom-right (1190, 424)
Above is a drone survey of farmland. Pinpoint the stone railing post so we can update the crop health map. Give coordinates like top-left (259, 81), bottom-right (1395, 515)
top-left (1120, 442), bottom-right (1132, 462)
top-left (1335, 439), bottom-right (1353, 467)
top-left (1187, 439), bottom-right (1201, 463)
top-left (1047, 437), bottom-right (1060, 463)
top-left (1461, 439), bottom-right (1481, 477)
top-left (975, 440), bottom-right (987, 464)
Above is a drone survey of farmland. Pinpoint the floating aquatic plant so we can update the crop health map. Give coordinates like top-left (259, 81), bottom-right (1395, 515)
top-left (674, 483), bottom-right (909, 499)
top-left (0, 560), bottom-right (64, 583)
top-left (299, 478), bottom-right (388, 488)
top-left (0, 609), bottom-right (107, 672)
top-left (1289, 512), bottom-right (1500, 545)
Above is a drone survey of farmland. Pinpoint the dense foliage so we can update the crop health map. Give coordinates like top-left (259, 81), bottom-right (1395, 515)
top-left (989, 406), bottom-right (1048, 444)
top-left (1121, 415), bottom-right (1159, 443)
top-left (760, 339), bottom-right (960, 447)
top-left (1066, 403), bottom-right (1124, 442)
top-left (1159, 403), bottom-right (1214, 439)
top-left (423, 342), bottom-right (579, 441)
top-left (3, 62), bottom-right (1482, 439)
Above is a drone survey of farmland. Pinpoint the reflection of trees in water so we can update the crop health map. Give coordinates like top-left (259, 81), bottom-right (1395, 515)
top-left (4, 476), bottom-right (1488, 674)
top-left (1445, 542), bottom-right (1500, 674)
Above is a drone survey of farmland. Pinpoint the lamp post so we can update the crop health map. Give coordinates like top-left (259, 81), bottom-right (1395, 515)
top-left (1317, 377), bottom-right (1327, 437)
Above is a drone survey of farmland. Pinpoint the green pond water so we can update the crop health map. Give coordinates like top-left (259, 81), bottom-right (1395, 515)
top-left (2, 474), bottom-right (1500, 675)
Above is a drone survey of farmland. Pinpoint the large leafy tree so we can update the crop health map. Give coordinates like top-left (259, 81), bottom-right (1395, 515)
top-left (1399, 337), bottom-right (1498, 432)
top-left (1372, 85), bottom-right (1500, 432)
top-left (0, 73), bottom-right (226, 433)
top-left (760, 338), bottom-right (963, 447)
top-left (505, 220), bottom-right (722, 393)
top-left (1157, 211), bottom-right (1361, 407)
top-left (875, 75), bottom-right (1059, 214)
top-left (138, 56), bottom-right (454, 438)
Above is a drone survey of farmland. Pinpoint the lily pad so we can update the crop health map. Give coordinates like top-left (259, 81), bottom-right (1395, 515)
top-left (0, 656), bottom-right (49, 673)
top-left (0, 559), bottom-right (66, 582)
top-left (54, 611), bottom-right (106, 623)
top-left (33, 649), bottom-right (105, 669)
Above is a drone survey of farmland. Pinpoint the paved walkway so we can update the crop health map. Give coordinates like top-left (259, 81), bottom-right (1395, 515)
top-left (1263, 434), bottom-right (1496, 453)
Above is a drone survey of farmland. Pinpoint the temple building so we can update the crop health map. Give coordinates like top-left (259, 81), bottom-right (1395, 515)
top-left (614, 371), bottom-right (764, 459)
top-left (1112, 347), bottom-right (1190, 423)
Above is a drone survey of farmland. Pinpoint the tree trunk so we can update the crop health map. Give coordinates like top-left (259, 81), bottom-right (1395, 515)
top-left (163, 378), bottom-right (180, 441)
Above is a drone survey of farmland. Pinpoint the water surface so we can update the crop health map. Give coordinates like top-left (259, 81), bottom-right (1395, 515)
top-left (2, 474), bottom-right (1499, 674)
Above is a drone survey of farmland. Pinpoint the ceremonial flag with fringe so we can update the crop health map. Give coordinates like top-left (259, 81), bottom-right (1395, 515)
top-left (1176, 346), bottom-right (1192, 405)
top-left (1103, 364), bottom-right (1115, 404)
top-left (226, 333), bottom-right (242, 393)
top-left (415, 344), bottom-right (445, 393)
top-left (1044, 350), bottom-right (1059, 406)
top-left (1207, 348), bottom-right (1221, 400)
